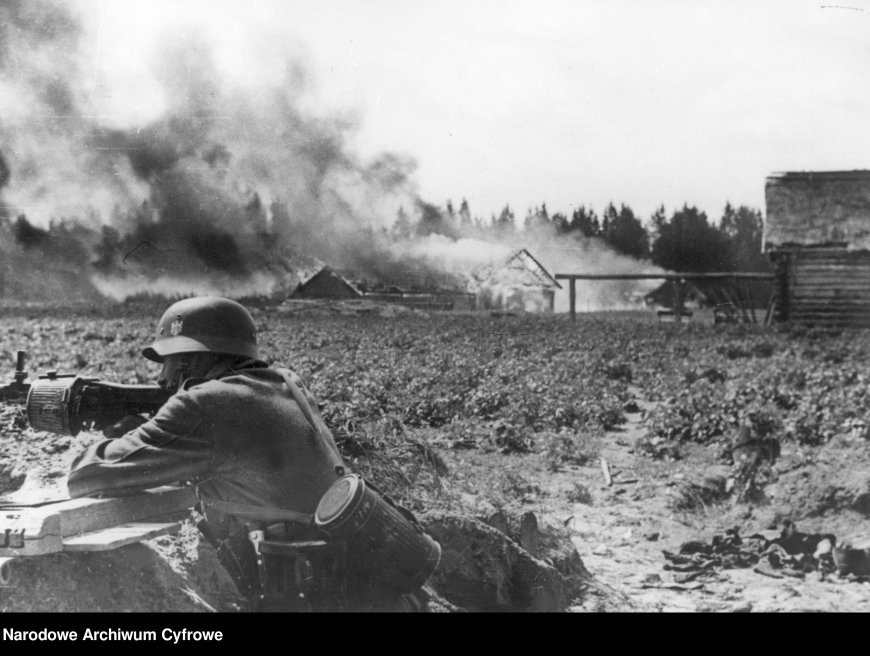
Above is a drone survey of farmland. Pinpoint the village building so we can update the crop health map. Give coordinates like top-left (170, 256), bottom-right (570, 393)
top-left (290, 266), bottom-right (362, 300)
top-left (467, 249), bottom-right (561, 313)
top-left (765, 170), bottom-right (870, 326)
top-left (290, 265), bottom-right (475, 310)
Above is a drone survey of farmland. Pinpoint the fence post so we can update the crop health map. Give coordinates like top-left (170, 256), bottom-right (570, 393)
top-left (569, 278), bottom-right (576, 322)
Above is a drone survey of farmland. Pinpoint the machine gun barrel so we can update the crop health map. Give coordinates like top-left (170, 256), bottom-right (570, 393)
top-left (2, 350), bottom-right (171, 436)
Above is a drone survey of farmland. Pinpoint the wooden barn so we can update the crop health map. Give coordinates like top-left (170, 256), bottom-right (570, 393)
top-left (467, 249), bottom-right (561, 313)
top-left (291, 266), bottom-right (362, 300)
top-left (765, 170), bottom-right (870, 326)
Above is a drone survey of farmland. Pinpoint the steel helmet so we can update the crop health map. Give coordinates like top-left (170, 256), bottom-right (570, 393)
top-left (142, 296), bottom-right (260, 363)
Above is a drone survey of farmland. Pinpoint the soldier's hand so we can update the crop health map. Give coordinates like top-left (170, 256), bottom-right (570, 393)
top-left (102, 414), bottom-right (149, 439)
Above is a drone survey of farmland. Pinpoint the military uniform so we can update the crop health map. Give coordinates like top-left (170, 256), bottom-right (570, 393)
top-left (67, 297), bottom-right (425, 612)
top-left (68, 361), bottom-right (342, 539)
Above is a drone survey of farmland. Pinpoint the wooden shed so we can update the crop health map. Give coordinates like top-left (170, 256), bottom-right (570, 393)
top-left (765, 170), bottom-right (870, 326)
top-left (291, 266), bottom-right (362, 300)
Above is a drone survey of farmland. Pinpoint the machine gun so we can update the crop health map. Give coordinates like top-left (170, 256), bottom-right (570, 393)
top-left (0, 350), bottom-right (170, 437)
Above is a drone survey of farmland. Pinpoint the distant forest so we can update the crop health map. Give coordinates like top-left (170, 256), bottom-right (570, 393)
top-left (1, 197), bottom-right (771, 296)
top-left (400, 199), bottom-right (772, 274)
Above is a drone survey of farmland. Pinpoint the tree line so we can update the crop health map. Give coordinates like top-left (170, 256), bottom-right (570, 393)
top-left (395, 198), bottom-right (771, 273)
top-left (5, 194), bottom-right (771, 278)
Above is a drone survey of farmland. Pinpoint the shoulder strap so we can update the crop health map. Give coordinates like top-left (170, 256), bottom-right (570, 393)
top-left (277, 368), bottom-right (321, 436)
top-left (200, 496), bottom-right (314, 526)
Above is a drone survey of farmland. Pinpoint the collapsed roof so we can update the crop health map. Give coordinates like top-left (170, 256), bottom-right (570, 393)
top-left (467, 249), bottom-right (562, 290)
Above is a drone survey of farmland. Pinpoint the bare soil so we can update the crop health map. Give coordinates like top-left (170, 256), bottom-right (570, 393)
top-left (456, 387), bottom-right (870, 612)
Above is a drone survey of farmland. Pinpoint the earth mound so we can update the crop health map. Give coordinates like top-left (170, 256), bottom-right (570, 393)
top-left (0, 543), bottom-right (218, 612)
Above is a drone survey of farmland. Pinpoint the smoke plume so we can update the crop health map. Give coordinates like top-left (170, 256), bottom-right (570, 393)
top-left (0, 1), bottom-right (658, 309)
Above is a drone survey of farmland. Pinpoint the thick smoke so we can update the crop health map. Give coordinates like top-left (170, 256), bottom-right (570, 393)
top-left (0, 1), bottom-right (658, 308)
top-left (0, 4), bottom-right (431, 297)
top-left (0, 1), bottom-right (149, 224)
top-left (404, 226), bottom-right (662, 313)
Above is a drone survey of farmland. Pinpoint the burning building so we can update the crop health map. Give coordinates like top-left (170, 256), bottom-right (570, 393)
top-left (291, 267), bottom-right (362, 300)
top-left (351, 268), bottom-right (475, 311)
top-left (289, 265), bottom-right (475, 310)
top-left (467, 249), bottom-right (561, 313)
top-left (765, 170), bottom-right (870, 326)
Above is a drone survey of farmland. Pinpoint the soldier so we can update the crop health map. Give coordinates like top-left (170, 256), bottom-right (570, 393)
top-left (67, 296), bottom-right (426, 612)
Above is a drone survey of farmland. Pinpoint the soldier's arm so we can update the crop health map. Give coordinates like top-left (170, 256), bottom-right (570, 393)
top-left (67, 392), bottom-right (212, 498)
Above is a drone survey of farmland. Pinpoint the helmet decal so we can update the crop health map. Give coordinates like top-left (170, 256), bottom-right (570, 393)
top-left (170, 314), bottom-right (183, 336)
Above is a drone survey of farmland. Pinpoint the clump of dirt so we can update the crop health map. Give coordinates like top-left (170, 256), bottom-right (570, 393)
top-left (480, 508), bottom-right (590, 587)
top-left (767, 443), bottom-right (870, 519)
top-left (0, 462), bottom-right (26, 496)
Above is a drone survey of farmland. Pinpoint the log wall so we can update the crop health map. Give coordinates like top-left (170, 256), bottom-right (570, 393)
top-left (779, 249), bottom-right (870, 326)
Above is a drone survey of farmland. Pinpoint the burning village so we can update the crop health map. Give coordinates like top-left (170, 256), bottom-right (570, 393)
top-left (0, 0), bottom-right (868, 621)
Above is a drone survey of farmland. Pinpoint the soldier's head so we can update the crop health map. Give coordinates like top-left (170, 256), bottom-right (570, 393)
top-left (142, 296), bottom-right (262, 389)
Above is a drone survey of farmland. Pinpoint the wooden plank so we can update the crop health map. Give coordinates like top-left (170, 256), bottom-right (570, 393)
top-left (53, 486), bottom-right (197, 537)
top-left (62, 522), bottom-right (181, 552)
top-left (791, 289), bottom-right (870, 296)
top-left (0, 486), bottom-right (196, 558)
top-left (790, 305), bottom-right (870, 313)
top-left (0, 511), bottom-right (62, 557)
top-left (790, 313), bottom-right (870, 320)
top-left (793, 277), bottom-right (870, 283)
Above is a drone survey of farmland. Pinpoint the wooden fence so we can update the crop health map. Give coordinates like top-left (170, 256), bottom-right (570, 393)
top-left (554, 273), bottom-right (776, 323)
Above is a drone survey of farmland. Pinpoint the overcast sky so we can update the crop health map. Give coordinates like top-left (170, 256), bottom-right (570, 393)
top-left (73, 0), bottom-right (870, 224)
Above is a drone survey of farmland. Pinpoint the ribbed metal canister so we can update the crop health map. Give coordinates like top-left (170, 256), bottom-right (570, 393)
top-left (315, 474), bottom-right (441, 593)
top-left (26, 377), bottom-right (81, 435)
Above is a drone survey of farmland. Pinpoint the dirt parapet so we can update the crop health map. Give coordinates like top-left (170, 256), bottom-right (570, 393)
top-left (0, 543), bottom-right (219, 612)
top-left (768, 444), bottom-right (870, 519)
top-left (420, 510), bottom-right (592, 612)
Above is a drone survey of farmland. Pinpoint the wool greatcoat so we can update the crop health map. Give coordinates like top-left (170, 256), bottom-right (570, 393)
top-left (67, 362), bottom-right (344, 541)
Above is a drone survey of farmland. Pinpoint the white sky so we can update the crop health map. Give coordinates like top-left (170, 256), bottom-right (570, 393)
top-left (73, 0), bottom-right (870, 224)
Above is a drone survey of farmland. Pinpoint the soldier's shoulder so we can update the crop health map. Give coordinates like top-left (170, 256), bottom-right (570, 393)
top-left (177, 376), bottom-right (253, 401)
top-left (187, 369), bottom-right (285, 397)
